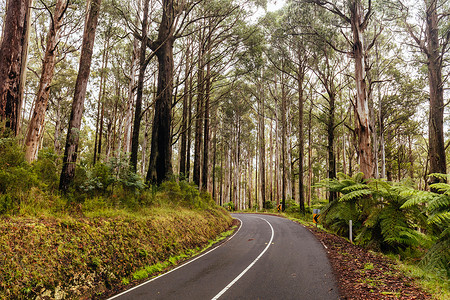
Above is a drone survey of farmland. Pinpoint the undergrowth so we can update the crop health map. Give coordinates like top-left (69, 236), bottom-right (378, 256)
top-left (0, 139), bottom-right (233, 299)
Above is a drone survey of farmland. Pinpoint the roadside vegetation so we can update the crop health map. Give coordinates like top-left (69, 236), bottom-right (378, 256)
top-left (0, 139), bottom-right (232, 299)
top-left (236, 172), bottom-right (449, 299)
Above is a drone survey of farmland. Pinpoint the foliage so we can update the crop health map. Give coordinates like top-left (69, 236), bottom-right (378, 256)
top-left (319, 172), bottom-right (450, 278)
top-left (320, 173), bottom-right (428, 254)
top-left (0, 207), bottom-right (232, 299)
top-left (400, 174), bottom-right (450, 278)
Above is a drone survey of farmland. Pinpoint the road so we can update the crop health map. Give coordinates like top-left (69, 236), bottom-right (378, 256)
top-left (109, 213), bottom-right (339, 300)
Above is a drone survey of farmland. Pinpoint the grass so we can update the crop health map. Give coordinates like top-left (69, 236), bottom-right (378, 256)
top-left (394, 261), bottom-right (450, 300)
top-left (0, 205), bottom-right (232, 299)
top-left (129, 225), bottom-right (238, 283)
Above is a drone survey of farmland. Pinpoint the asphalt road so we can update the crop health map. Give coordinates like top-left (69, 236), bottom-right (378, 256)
top-left (109, 213), bottom-right (339, 300)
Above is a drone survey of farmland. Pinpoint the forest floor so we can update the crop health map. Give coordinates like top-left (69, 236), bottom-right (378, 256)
top-left (303, 223), bottom-right (433, 299)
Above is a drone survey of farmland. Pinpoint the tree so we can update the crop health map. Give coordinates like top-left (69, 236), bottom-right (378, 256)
top-left (0, 0), bottom-right (31, 135)
top-left (401, 0), bottom-right (448, 183)
top-left (307, 0), bottom-right (376, 178)
top-left (130, 0), bottom-right (150, 172)
top-left (146, 0), bottom-right (176, 184)
top-left (24, 0), bottom-right (69, 162)
top-left (59, 0), bottom-right (102, 192)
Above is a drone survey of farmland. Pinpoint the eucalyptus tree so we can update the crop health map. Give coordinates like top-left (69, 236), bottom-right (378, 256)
top-left (24, 0), bottom-right (70, 163)
top-left (0, 0), bottom-right (32, 136)
top-left (59, 0), bottom-right (102, 192)
top-left (304, 0), bottom-right (380, 178)
top-left (399, 0), bottom-right (449, 183)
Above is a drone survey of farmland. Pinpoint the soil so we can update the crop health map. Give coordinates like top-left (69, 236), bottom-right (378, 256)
top-left (303, 224), bottom-right (432, 299)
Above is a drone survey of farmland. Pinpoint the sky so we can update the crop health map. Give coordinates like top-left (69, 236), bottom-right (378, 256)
top-left (267, 0), bottom-right (286, 12)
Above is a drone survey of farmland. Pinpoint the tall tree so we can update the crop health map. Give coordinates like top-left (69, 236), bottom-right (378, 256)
top-left (0, 0), bottom-right (31, 135)
top-left (308, 0), bottom-right (375, 178)
top-left (130, 0), bottom-right (150, 171)
top-left (146, 0), bottom-right (176, 184)
top-left (24, 0), bottom-right (69, 162)
top-left (59, 0), bottom-right (102, 192)
top-left (401, 0), bottom-right (448, 182)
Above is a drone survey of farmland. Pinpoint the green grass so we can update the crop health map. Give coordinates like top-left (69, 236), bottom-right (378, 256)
top-left (0, 206), bottom-right (232, 299)
top-left (394, 261), bottom-right (450, 300)
top-left (129, 225), bottom-right (237, 283)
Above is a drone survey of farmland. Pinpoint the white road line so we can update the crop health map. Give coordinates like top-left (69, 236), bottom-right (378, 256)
top-left (108, 218), bottom-right (243, 300)
top-left (211, 217), bottom-right (275, 300)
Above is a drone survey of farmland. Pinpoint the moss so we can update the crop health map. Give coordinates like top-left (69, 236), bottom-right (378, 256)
top-left (0, 207), bottom-right (232, 299)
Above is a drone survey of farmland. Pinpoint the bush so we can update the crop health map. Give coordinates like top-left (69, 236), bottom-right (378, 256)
top-left (264, 200), bottom-right (274, 209)
top-left (223, 201), bottom-right (235, 211)
top-left (157, 181), bottom-right (213, 209)
top-left (32, 148), bottom-right (60, 192)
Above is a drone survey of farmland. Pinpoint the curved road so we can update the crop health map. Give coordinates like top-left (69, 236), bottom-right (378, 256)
top-left (109, 214), bottom-right (339, 300)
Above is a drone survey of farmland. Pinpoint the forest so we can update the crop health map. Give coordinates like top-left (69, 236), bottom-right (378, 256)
top-left (0, 0), bottom-right (449, 297)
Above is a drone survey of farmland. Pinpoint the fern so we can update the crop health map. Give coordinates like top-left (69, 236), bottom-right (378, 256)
top-left (339, 189), bottom-right (372, 202)
top-left (341, 183), bottom-right (369, 193)
top-left (429, 183), bottom-right (450, 195)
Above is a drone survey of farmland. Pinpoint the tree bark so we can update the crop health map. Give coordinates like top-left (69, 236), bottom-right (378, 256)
top-left (281, 72), bottom-right (287, 211)
top-left (350, 0), bottom-right (374, 179)
top-left (193, 33), bottom-right (205, 187)
top-left (258, 80), bottom-right (266, 210)
top-left (146, 0), bottom-right (175, 184)
top-left (24, 0), bottom-right (67, 162)
top-left (297, 57), bottom-right (305, 212)
top-left (202, 59), bottom-right (211, 190)
top-left (425, 0), bottom-right (447, 182)
top-left (130, 0), bottom-right (150, 171)
top-left (179, 42), bottom-right (190, 179)
top-left (59, 0), bottom-right (102, 192)
top-left (123, 37), bottom-right (139, 155)
top-left (0, 0), bottom-right (31, 136)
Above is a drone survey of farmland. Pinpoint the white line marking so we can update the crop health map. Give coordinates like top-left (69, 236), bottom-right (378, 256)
top-left (108, 218), bottom-right (243, 300)
top-left (211, 217), bottom-right (275, 300)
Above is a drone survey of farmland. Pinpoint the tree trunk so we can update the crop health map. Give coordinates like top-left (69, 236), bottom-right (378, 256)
top-left (0, 0), bottom-right (31, 136)
top-left (123, 37), bottom-right (138, 155)
top-left (258, 80), bottom-right (266, 210)
top-left (130, 0), bottom-right (150, 171)
top-left (59, 0), bottom-right (101, 192)
top-left (54, 96), bottom-right (62, 155)
top-left (307, 99), bottom-right (313, 206)
top-left (327, 92), bottom-right (336, 202)
top-left (426, 0), bottom-right (447, 182)
top-left (202, 59), bottom-right (211, 190)
top-left (146, 0), bottom-right (175, 184)
top-left (24, 0), bottom-right (67, 162)
top-left (281, 73), bottom-right (287, 211)
top-left (350, 0), bottom-right (374, 179)
top-left (297, 65), bottom-right (305, 212)
top-left (179, 42), bottom-right (190, 179)
top-left (93, 39), bottom-right (109, 164)
top-left (186, 64), bottom-right (193, 180)
top-left (193, 35), bottom-right (204, 187)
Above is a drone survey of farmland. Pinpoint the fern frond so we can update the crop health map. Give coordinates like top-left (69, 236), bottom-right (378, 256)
top-left (429, 183), bottom-right (450, 195)
top-left (363, 206), bottom-right (382, 228)
top-left (428, 194), bottom-right (450, 212)
top-left (400, 190), bottom-right (435, 209)
top-left (336, 172), bottom-right (351, 181)
top-left (368, 179), bottom-right (391, 192)
top-left (339, 189), bottom-right (372, 202)
top-left (341, 183), bottom-right (369, 193)
top-left (428, 211), bottom-right (450, 227)
top-left (353, 172), bottom-right (365, 183)
top-left (428, 173), bottom-right (450, 181)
